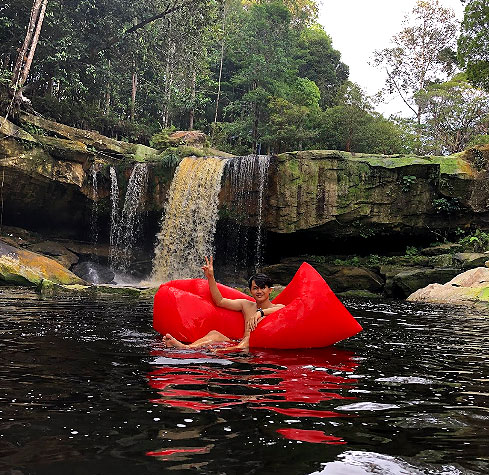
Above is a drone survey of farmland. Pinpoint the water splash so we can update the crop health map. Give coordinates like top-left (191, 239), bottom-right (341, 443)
top-left (110, 163), bottom-right (148, 273)
top-left (151, 157), bottom-right (227, 282)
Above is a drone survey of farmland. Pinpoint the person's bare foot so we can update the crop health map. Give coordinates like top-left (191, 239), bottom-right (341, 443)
top-left (163, 333), bottom-right (187, 349)
top-left (214, 336), bottom-right (249, 353)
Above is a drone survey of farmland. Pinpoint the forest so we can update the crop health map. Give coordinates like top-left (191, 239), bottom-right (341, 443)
top-left (1, 0), bottom-right (489, 156)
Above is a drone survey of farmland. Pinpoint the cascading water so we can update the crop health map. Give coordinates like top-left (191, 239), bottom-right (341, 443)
top-left (108, 166), bottom-right (120, 266)
top-left (89, 163), bottom-right (99, 249)
top-left (254, 155), bottom-right (270, 269)
top-left (222, 154), bottom-right (270, 273)
top-left (151, 157), bottom-right (228, 282)
top-left (110, 163), bottom-right (148, 273)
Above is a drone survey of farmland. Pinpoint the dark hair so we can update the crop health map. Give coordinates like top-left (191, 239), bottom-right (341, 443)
top-left (248, 273), bottom-right (273, 289)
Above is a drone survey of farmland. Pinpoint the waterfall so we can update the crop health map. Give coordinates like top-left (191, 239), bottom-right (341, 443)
top-left (223, 155), bottom-right (270, 272)
top-left (151, 156), bottom-right (228, 282)
top-left (89, 163), bottom-right (99, 248)
top-left (110, 163), bottom-right (148, 273)
top-left (108, 166), bottom-right (120, 266)
top-left (255, 155), bottom-right (270, 269)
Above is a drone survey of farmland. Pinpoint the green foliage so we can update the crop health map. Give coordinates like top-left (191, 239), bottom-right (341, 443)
top-left (458, 0), bottom-right (489, 91)
top-left (414, 74), bottom-right (489, 154)
top-left (401, 175), bottom-right (417, 192)
top-left (458, 229), bottom-right (489, 252)
top-left (149, 127), bottom-right (178, 151)
top-left (1, 0), bottom-right (417, 155)
top-left (467, 135), bottom-right (489, 147)
top-left (333, 256), bottom-right (361, 267)
top-left (405, 246), bottom-right (419, 257)
top-left (432, 197), bottom-right (461, 214)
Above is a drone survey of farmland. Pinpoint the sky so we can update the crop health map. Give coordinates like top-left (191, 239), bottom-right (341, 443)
top-left (318, 0), bottom-right (466, 117)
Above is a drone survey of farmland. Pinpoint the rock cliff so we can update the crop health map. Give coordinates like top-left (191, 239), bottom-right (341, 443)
top-left (1, 114), bottom-right (489, 247)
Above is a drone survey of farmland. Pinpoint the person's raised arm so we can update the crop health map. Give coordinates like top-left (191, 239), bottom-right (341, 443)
top-left (202, 256), bottom-right (245, 312)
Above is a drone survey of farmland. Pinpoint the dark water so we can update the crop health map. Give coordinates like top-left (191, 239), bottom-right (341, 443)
top-left (1, 288), bottom-right (488, 474)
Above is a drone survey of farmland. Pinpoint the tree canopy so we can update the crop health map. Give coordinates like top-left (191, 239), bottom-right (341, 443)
top-left (0, 0), bottom-right (461, 155)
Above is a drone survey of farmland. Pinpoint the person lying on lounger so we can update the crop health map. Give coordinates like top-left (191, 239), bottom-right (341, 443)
top-left (163, 256), bottom-right (284, 351)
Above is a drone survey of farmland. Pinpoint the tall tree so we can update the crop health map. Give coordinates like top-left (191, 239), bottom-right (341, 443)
top-left (458, 0), bottom-right (489, 91)
top-left (372, 0), bottom-right (458, 123)
top-left (415, 74), bottom-right (489, 153)
top-left (297, 25), bottom-right (348, 108)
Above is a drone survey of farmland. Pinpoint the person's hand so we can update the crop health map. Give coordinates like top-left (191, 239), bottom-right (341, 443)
top-left (246, 311), bottom-right (264, 332)
top-left (201, 256), bottom-right (215, 279)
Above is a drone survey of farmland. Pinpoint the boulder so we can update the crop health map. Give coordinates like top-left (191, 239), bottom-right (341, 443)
top-left (453, 252), bottom-right (489, 269)
top-left (262, 258), bottom-right (383, 293)
top-left (448, 267), bottom-right (489, 287)
top-left (27, 241), bottom-right (79, 268)
top-left (326, 267), bottom-right (384, 293)
top-left (64, 242), bottom-right (110, 259)
top-left (428, 254), bottom-right (455, 268)
top-left (0, 117), bottom-right (37, 142)
top-left (0, 240), bottom-right (85, 286)
top-left (407, 267), bottom-right (489, 306)
top-left (169, 130), bottom-right (207, 148)
top-left (420, 243), bottom-right (463, 256)
top-left (392, 268), bottom-right (460, 298)
top-left (39, 280), bottom-right (156, 299)
top-left (336, 289), bottom-right (383, 299)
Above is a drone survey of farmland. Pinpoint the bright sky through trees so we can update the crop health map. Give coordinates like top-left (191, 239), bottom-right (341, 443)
top-left (318, 0), bottom-right (465, 117)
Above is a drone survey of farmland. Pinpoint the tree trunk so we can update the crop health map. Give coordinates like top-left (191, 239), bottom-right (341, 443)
top-left (19, 0), bottom-right (48, 88)
top-left (11, 0), bottom-right (42, 88)
top-left (251, 82), bottom-right (259, 154)
top-left (162, 40), bottom-right (175, 127)
top-left (130, 70), bottom-right (137, 122)
top-left (10, 0), bottom-right (48, 114)
top-left (189, 69), bottom-right (196, 130)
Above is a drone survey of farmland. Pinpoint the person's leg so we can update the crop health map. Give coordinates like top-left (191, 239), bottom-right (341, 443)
top-left (164, 330), bottom-right (231, 349)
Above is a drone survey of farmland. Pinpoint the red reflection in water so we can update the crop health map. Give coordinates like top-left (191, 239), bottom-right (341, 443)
top-left (276, 428), bottom-right (346, 445)
top-left (146, 347), bottom-right (359, 453)
top-left (146, 446), bottom-right (209, 459)
top-left (147, 347), bottom-right (358, 412)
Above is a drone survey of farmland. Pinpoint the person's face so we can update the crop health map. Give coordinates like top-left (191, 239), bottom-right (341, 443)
top-left (250, 280), bottom-right (272, 304)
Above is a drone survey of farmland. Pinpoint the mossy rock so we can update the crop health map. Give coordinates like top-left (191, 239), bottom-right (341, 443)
top-left (39, 280), bottom-right (157, 299)
top-left (0, 240), bottom-right (85, 286)
top-left (35, 135), bottom-right (93, 163)
top-left (336, 289), bottom-right (383, 299)
top-left (0, 117), bottom-right (37, 143)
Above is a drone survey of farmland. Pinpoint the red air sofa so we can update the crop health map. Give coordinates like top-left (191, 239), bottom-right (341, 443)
top-left (153, 262), bottom-right (362, 349)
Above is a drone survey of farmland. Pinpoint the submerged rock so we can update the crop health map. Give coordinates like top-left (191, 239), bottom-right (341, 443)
top-left (39, 280), bottom-right (157, 299)
top-left (407, 267), bottom-right (489, 306)
top-left (0, 240), bottom-right (85, 286)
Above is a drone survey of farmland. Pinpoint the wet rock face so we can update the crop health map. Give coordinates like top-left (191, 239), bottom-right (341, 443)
top-left (265, 150), bottom-right (487, 238)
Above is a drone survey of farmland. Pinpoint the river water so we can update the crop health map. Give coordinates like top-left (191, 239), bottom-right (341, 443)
top-left (1, 288), bottom-right (487, 474)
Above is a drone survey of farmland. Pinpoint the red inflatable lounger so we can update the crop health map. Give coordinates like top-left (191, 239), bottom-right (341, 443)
top-left (153, 262), bottom-right (362, 349)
